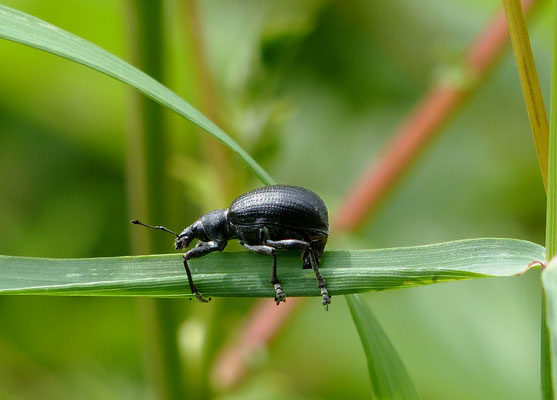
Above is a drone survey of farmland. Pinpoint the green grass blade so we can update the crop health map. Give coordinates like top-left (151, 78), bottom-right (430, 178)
top-left (0, 5), bottom-right (273, 186)
top-left (0, 238), bottom-right (543, 298)
top-left (543, 0), bottom-right (557, 396)
top-left (503, 0), bottom-right (549, 189)
top-left (347, 294), bottom-right (421, 400)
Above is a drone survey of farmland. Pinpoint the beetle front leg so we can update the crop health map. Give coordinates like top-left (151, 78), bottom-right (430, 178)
top-left (239, 241), bottom-right (286, 305)
top-left (184, 241), bottom-right (225, 303)
top-left (182, 255), bottom-right (208, 303)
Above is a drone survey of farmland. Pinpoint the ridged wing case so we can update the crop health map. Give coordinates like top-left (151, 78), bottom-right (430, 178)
top-left (228, 185), bottom-right (329, 234)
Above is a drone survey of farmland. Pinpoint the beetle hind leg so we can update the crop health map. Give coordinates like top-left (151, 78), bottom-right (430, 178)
top-left (264, 239), bottom-right (330, 309)
top-left (306, 248), bottom-right (331, 311)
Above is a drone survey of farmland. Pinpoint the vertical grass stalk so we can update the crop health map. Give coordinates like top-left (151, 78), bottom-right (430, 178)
top-left (542, 1), bottom-right (557, 397)
top-left (502, 0), bottom-right (549, 188)
top-left (125, 1), bottom-right (186, 399)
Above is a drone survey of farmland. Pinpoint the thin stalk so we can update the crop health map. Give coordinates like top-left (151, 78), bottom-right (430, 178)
top-left (125, 1), bottom-right (185, 399)
top-left (503, 0), bottom-right (549, 189)
top-left (333, 0), bottom-right (538, 232)
top-left (546, 0), bottom-right (557, 274)
top-left (543, 1), bottom-right (557, 397)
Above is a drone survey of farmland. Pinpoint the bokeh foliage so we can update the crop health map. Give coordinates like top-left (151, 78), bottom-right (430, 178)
top-left (0, 0), bottom-right (549, 399)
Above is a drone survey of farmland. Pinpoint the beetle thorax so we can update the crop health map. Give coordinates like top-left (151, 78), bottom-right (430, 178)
top-left (197, 209), bottom-right (231, 243)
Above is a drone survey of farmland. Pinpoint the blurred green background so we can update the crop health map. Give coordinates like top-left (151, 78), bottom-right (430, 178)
top-left (0, 0), bottom-right (549, 398)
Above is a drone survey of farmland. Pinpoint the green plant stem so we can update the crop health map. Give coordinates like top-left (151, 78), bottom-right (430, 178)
top-left (543, 1), bottom-right (557, 397)
top-left (503, 0), bottom-right (549, 189)
top-left (547, 1), bottom-right (557, 265)
top-left (125, 1), bottom-right (185, 399)
top-left (503, 0), bottom-right (551, 396)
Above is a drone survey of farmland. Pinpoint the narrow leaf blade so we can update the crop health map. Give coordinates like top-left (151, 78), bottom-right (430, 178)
top-left (0, 238), bottom-right (543, 298)
top-left (347, 294), bottom-right (421, 399)
top-left (0, 5), bottom-right (273, 185)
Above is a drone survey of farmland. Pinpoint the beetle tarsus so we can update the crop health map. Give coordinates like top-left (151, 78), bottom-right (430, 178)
top-left (273, 283), bottom-right (286, 305)
top-left (320, 286), bottom-right (331, 311)
top-left (195, 291), bottom-right (210, 303)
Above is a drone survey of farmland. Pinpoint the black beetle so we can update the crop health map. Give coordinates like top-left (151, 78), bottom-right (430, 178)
top-left (131, 185), bottom-right (331, 309)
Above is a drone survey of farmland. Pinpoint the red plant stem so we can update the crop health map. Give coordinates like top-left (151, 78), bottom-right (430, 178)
top-left (333, 86), bottom-right (463, 232)
top-left (333, 0), bottom-right (536, 232)
top-left (212, 0), bottom-right (538, 389)
top-left (211, 298), bottom-right (300, 390)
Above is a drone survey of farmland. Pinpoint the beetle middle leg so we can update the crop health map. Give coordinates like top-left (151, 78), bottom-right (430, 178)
top-left (270, 252), bottom-right (286, 304)
top-left (239, 241), bottom-right (286, 304)
top-left (265, 239), bottom-right (310, 250)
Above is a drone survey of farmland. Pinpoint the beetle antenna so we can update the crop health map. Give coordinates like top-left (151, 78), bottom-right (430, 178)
top-left (130, 219), bottom-right (179, 237)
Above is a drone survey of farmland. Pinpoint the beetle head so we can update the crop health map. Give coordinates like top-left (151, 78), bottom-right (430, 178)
top-left (175, 222), bottom-right (201, 250)
top-left (175, 209), bottom-right (230, 250)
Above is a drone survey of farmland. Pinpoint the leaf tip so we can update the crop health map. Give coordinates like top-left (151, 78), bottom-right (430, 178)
top-left (516, 260), bottom-right (545, 276)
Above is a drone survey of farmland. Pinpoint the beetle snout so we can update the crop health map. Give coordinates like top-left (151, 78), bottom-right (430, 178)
top-left (175, 234), bottom-right (192, 250)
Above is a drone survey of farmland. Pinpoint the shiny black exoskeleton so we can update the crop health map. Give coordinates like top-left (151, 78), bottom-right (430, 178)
top-left (132, 185), bottom-right (331, 309)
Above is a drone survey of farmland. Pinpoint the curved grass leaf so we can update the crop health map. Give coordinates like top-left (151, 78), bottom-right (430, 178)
top-left (0, 238), bottom-right (543, 298)
top-left (0, 5), bottom-right (273, 186)
top-left (347, 294), bottom-right (421, 399)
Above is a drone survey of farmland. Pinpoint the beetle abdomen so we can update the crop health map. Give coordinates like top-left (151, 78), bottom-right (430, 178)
top-left (228, 185), bottom-right (329, 233)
